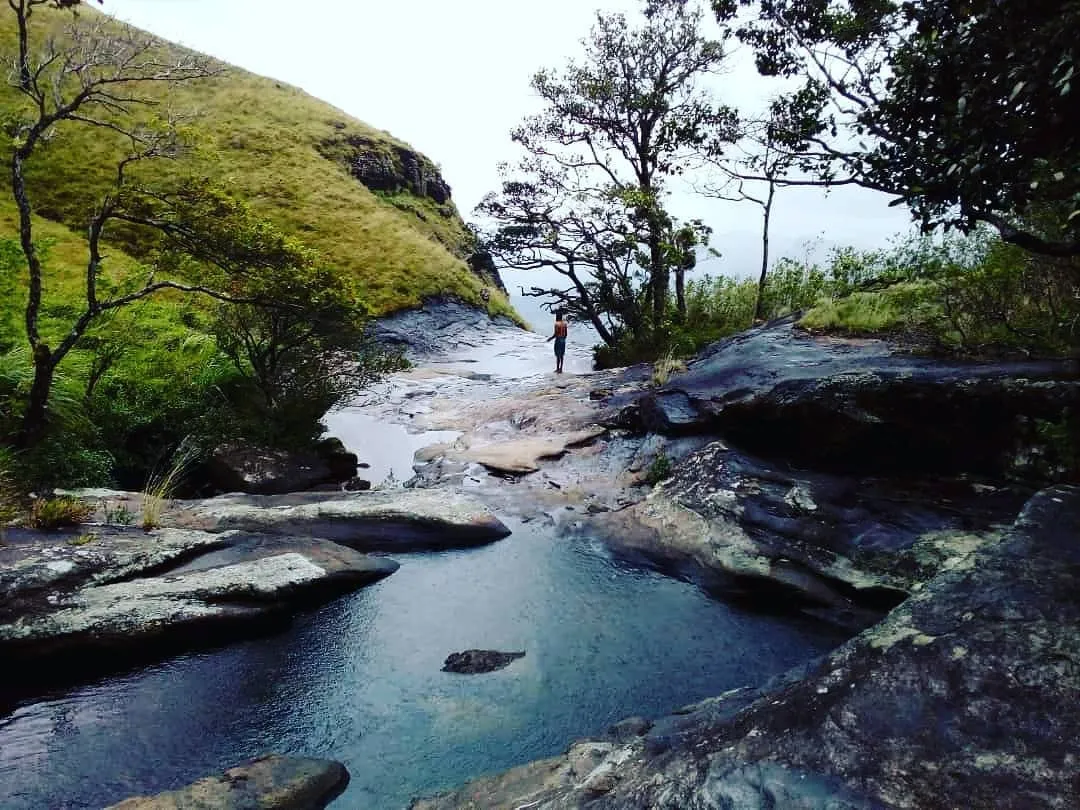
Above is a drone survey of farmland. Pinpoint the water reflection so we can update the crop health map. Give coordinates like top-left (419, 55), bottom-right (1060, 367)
top-left (0, 521), bottom-right (845, 809)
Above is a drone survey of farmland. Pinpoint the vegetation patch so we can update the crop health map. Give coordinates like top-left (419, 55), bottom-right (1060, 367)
top-left (29, 496), bottom-right (94, 531)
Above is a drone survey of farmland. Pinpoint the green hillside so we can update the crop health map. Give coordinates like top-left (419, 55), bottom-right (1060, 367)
top-left (0, 5), bottom-right (512, 317)
top-left (0, 4), bottom-right (517, 493)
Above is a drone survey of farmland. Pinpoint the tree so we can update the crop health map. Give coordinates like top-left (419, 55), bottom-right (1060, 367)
top-left (716, 0), bottom-right (1080, 257)
top-left (3, 3), bottom-right (228, 445)
top-left (212, 255), bottom-right (399, 447)
top-left (477, 168), bottom-right (634, 345)
top-left (702, 88), bottom-right (826, 322)
top-left (509, 0), bottom-right (737, 331)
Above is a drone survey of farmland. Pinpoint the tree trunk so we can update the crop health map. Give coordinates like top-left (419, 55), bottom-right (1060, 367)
top-left (15, 2), bottom-right (31, 91)
top-left (675, 265), bottom-right (687, 322)
top-left (649, 234), bottom-right (667, 330)
top-left (753, 181), bottom-right (776, 324)
top-left (19, 346), bottom-right (56, 448)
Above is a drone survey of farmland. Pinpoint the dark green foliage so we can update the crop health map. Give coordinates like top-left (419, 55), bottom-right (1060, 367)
top-left (645, 452), bottom-right (673, 485)
top-left (596, 229), bottom-right (1080, 368)
top-left (722, 0), bottom-right (1080, 256)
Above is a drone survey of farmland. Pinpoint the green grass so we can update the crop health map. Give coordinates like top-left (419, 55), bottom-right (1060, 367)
top-left (0, 5), bottom-right (520, 320)
top-left (800, 283), bottom-right (939, 335)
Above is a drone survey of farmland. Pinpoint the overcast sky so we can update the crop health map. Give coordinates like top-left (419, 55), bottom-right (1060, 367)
top-left (101, 0), bottom-right (913, 281)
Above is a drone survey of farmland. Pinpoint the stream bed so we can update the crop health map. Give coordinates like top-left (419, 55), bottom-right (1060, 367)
top-left (0, 320), bottom-right (850, 809)
top-left (0, 517), bottom-right (844, 809)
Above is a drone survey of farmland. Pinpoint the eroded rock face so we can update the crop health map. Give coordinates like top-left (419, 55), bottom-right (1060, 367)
top-left (319, 131), bottom-right (452, 205)
top-left (107, 754), bottom-right (349, 810)
top-left (442, 649), bottom-right (526, 674)
top-left (374, 298), bottom-right (522, 356)
top-left (632, 317), bottom-right (1079, 482)
top-left (414, 486), bottom-right (1080, 810)
top-left (589, 440), bottom-right (1025, 629)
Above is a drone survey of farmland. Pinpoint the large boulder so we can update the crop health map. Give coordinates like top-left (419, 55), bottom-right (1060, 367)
top-left (630, 317), bottom-right (1079, 482)
top-left (414, 486), bottom-right (1080, 810)
top-left (107, 755), bottom-right (348, 810)
top-left (205, 438), bottom-right (359, 495)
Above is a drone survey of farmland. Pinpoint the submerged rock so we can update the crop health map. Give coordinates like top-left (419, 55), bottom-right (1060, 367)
top-left (415, 486), bottom-right (1080, 810)
top-left (442, 649), bottom-right (526, 674)
top-left (107, 754), bottom-right (348, 810)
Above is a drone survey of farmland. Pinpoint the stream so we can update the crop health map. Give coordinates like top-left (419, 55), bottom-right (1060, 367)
top-left (0, 324), bottom-right (847, 809)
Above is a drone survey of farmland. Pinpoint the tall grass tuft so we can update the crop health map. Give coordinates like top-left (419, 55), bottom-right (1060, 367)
top-left (651, 352), bottom-right (687, 387)
top-left (141, 440), bottom-right (200, 531)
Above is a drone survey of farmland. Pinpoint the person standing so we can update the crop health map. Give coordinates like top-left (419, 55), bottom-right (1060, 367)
top-left (547, 309), bottom-right (568, 373)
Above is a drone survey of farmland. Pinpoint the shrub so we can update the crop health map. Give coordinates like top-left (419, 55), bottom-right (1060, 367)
top-left (645, 452), bottom-right (673, 485)
top-left (0, 447), bottom-right (21, 527)
top-left (651, 353), bottom-right (687, 387)
top-left (29, 496), bottom-right (94, 530)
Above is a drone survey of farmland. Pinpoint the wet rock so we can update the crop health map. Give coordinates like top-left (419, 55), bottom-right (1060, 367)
top-left (0, 526), bottom-right (228, 624)
top-left (166, 489), bottom-right (512, 552)
top-left (590, 439), bottom-right (1025, 629)
top-left (441, 649), bottom-right (526, 674)
top-left (464, 426), bottom-right (607, 475)
top-left (0, 532), bottom-right (398, 673)
top-left (414, 486), bottom-right (1080, 810)
top-left (639, 317), bottom-right (1079, 482)
top-left (375, 299), bottom-right (520, 356)
top-left (205, 438), bottom-right (358, 495)
top-left (107, 754), bottom-right (349, 810)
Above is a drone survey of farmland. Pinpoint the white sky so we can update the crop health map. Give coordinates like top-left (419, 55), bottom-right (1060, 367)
top-left (100, 0), bottom-right (914, 279)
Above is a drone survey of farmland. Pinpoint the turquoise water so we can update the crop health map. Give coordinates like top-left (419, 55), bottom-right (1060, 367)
top-left (0, 519), bottom-right (844, 809)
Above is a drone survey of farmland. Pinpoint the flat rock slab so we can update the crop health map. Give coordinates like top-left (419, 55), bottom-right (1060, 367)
top-left (107, 755), bottom-right (348, 810)
top-left (464, 427), bottom-right (607, 475)
top-left (414, 486), bottom-right (1080, 810)
top-left (442, 649), bottom-right (526, 674)
top-left (0, 532), bottom-right (397, 670)
top-left (0, 527), bottom-right (229, 623)
top-left (99, 489), bottom-right (513, 552)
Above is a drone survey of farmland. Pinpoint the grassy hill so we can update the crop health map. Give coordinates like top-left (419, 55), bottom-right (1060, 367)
top-left (0, 4), bottom-right (519, 491)
top-left (0, 5), bottom-right (513, 318)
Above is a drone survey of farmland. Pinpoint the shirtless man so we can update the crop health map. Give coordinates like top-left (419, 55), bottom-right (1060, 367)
top-left (546, 309), bottom-right (568, 373)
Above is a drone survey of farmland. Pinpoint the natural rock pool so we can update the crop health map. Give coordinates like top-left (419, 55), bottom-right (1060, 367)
top-left (0, 516), bottom-right (844, 809)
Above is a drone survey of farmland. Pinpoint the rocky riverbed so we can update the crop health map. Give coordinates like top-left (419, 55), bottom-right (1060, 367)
top-left (3, 304), bottom-right (1078, 808)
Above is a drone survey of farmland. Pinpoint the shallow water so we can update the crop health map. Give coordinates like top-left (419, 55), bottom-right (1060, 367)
top-left (0, 519), bottom-right (844, 809)
top-left (322, 409), bottom-right (459, 486)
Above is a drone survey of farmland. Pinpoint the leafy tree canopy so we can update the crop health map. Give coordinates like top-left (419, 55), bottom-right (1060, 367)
top-left (717, 0), bottom-right (1080, 256)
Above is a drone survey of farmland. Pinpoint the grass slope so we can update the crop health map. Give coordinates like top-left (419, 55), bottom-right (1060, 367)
top-left (0, 6), bottom-right (515, 319)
